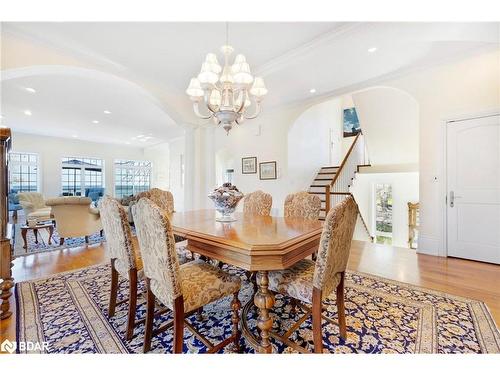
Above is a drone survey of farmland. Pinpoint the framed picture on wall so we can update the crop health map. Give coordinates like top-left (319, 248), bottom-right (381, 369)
top-left (259, 161), bottom-right (277, 180)
top-left (343, 107), bottom-right (361, 137)
top-left (241, 157), bottom-right (257, 174)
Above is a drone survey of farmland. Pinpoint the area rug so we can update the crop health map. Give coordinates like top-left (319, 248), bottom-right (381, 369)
top-left (15, 259), bottom-right (500, 354)
top-left (12, 224), bottom-right (105, 258)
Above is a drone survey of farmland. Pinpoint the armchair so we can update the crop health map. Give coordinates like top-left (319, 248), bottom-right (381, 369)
top-left (45, 196), bottom-right (102, 245)
top-left (18, 192), bottom-right (52, 222)
top-left (85, 187), bottom-right (105, 204)
top-left (8, 189), bottom-right (22, 219)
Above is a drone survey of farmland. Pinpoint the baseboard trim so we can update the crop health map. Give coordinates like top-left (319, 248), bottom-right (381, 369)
top-left (417, 235), bottom-right (443, 257)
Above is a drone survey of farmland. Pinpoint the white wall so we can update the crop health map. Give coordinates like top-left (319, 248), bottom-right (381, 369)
top-left (11, 132), bottom-right (147, 198)
top-left (288, 98), bottom-right (343, 192)
top-left (350, 172), bottom-right (419, 248)
top-left (167, 136), bottom-right (186, 212)
top-left (144, 142), bottom-right (169, 190)
top-left (384, 50), bottom-right (500, 255)
top-left (352, 87), bottom-right (419, 169)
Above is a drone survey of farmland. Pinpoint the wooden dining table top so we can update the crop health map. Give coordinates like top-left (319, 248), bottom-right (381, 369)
top-left (170, 209), bottom-right (323, 271)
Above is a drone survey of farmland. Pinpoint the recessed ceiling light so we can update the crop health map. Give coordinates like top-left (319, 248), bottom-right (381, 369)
top-left (137, 135), bottom-right (144, 138)
top-left (139, 139), bottom-right (147, 142)
top-left (368, 47), bottom-right (378, 53)
top-left (24, 110), bottom-right (32, 116)
top-left (125, 141), bottom-right (131, 145)
top-left (72, 134), bottom-right (78, 138)
top-left (309, 88), bottom-right (316, 94)
top-left (25, 87), bottom-right (36, 93)
top-left (92, 120), bottom-right (99, 124)
top-left (104, 110), bottom-right (111, 114)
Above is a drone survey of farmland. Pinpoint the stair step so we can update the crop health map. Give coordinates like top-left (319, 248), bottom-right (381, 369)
top-left (310, 184), bottom-right (330, 187)
top-left (321, 166), bottom-right (340, 169)
top-left (317, 172), bottom-right (336, 175)
top-left (314, 178), bottom-right (333, 181)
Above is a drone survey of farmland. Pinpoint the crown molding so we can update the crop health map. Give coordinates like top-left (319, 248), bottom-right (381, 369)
top-left (254, 22), bottom-right (366, 77)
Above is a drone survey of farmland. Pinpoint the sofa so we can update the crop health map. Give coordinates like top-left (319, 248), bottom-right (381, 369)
top-left (18, 192), bottom-right (52, 222)
top-left (45, 196), bottom-right (103, 245)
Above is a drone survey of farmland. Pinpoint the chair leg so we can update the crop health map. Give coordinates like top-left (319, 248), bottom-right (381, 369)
top-left (108, 259), bottom-right (118, 317)
top-left (59, 237), bottom-right (65, 245)
top-left (143, 279), bottom-right (155, 353)
top-left (231, 292), bottom-right (242, 352)
top-left (85, 235), bottom-right (89, 244)
top-left (126, 268), bottom-right (138, 340)
top-left (195, 307), bottom-right (204, 322)
top-left (336, 272), bottom-right (347, 340)
top-left (173, 296), bottom-right (185, 354)
top-left (312, 288), bottom-right (323, 354)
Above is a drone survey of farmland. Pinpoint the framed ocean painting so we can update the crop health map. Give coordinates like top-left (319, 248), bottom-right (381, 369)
top-left (343, 107), bottom-right (361, 137)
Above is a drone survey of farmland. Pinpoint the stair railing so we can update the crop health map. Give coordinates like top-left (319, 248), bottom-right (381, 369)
top-left (324, 132), bottom-right (373, 240)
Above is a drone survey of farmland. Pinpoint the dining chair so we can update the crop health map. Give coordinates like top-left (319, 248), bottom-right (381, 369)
top-left (99, 196), bottom-right (144, 340)
top-left (243, 190), bottom-right (272, 216)
top-left (100, 196), bottom-right (190, 340)
top-left (284, 191), bottom-right (321, 220)
top-left (268, 196), bottom-right (358, 353)
top-left (132, 197), bottom-right (242, 353)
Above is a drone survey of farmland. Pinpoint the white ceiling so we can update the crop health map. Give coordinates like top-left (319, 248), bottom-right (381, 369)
top-left (1, 22), bottom-right (498, 146)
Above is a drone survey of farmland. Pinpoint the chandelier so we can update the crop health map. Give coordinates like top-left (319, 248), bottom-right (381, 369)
top-left (186, 25), bottom-right (268, 134)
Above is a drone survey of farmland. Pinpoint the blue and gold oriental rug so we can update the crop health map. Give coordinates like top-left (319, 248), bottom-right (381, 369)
top-left (15, 257), bottom-right (500, 354)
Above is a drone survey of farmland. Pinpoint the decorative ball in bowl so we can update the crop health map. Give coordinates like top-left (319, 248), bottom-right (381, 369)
top-left (208, 183), bottom-right (244, 222)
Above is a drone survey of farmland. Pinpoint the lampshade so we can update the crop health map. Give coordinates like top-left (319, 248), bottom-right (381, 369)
top-left (233, 62), bottom-right (253, 85)
top-left (205, 53), bottom-right (222, 74)
top-left (233, 54), bottom-right (247, 65)
top-left (186, 78), bottom-right (204, 98)
top-left (198, 62), bottom-right (219, 85)
top-left (250, 77), bottom-right (268, 97)
top-left (209, 89), bottom-right (222, 106)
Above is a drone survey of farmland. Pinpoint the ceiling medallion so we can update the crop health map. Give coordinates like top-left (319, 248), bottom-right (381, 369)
top-left (186, 24), bottom-right (267, 134)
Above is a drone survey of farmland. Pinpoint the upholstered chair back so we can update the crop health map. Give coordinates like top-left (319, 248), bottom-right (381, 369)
top-left (132, 198), bottom-right (181, 310)
top-left (284, 191), bottom-right (321, 220)
top-left (45, 196), bottom-right (102, 238)
top-left (135, 188), bottom-right (175, 214)
top-left (243, 190), bottom-right (272, 216)
top-left (99, 196), bottom-right (137, 276)
top-left (18, 192), bottom-right (46, 212)
top-left (313, 196), bottom-right (358, 297)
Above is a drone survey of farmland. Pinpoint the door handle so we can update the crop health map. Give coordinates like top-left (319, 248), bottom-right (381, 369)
top-left (449, 191), bottom-right (463, 208)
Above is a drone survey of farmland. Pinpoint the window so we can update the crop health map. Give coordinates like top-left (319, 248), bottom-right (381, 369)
top-left (374, 183), bottom-right (393, 245)
top-left (114, 160), bottom-right (152, 198)
top-left (8, 152), bottom-right (39, 192)
top-left (180, 154), bottom-right (185, 188)
top-left (61, 157), bottom-right (103, 196)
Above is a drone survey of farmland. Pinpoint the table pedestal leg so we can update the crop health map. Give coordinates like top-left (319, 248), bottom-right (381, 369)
top-left (34, 229), bottom-right (39, 244)
top-left (254, 270), bottom-right (275, 353)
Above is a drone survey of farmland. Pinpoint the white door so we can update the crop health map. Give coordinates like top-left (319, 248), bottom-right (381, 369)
top-left (447, 114), bottom-right (500, 264)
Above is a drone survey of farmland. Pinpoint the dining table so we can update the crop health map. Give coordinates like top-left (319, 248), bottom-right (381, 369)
top-left (170, 209), bottom-right (323, 353)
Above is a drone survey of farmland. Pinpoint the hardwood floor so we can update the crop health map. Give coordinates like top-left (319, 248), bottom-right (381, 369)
top-left (1, 240), bottom-right (500, 345)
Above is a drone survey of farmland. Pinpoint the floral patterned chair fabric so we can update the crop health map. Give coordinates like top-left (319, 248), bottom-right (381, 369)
top-left (99, 196), bottom-right (142, 278)
top-left (135, 188), bottom-right (175, 213)
top-left (269, 196), bottom-right (358, 303)
top-left (243, 190), bottom-right (272, 216)
top-left (284, 191), bottom-right (321, 221)
top-left (132, 197), bottom-right (240, 313)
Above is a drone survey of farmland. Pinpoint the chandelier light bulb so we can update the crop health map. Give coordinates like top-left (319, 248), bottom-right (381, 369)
top-left (209, 90), bottom-right (222, 106)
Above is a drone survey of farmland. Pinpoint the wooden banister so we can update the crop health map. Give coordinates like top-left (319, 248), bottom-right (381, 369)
top-left (330, 132), bottom-right (362, 188)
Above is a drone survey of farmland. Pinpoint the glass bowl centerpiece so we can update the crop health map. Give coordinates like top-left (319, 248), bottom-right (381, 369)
top-left (208, 183), bottom-right (244, 222)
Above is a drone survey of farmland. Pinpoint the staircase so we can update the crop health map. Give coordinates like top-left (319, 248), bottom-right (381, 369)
top-left (307, 132), bottom-right (374, 241)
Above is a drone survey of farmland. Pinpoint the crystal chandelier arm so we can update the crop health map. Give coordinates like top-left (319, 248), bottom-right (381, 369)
top-left (242, 100), bottom-right (262, 119)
